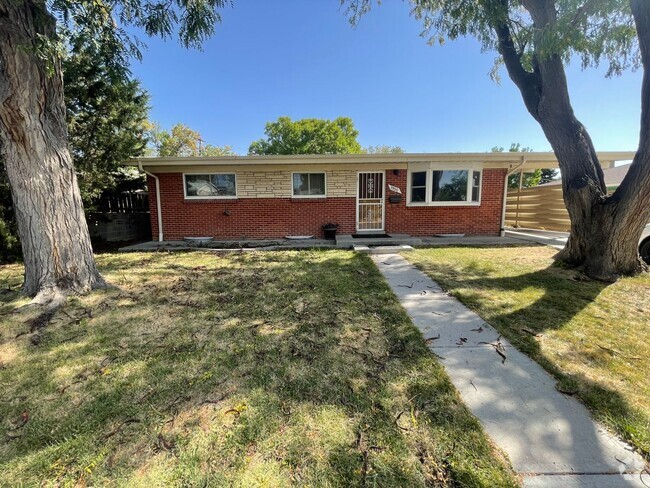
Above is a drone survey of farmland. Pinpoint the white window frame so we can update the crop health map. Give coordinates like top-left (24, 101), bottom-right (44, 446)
top-left (409, 170), bottom-right (428, 204)
top-left (183, 172), bottom-right (238, 199)
top-left (291, 172), bottom-right (327, 198)
top-left (406, 162), bottom-right (482, 207)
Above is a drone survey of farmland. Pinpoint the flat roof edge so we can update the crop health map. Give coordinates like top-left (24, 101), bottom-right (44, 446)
top-left (126, 151), bottom-right (636, 167)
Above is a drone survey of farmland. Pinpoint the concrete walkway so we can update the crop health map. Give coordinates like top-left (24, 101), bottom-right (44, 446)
top-left (372, 254), bottom-right (647, 487)
top-left (504, 228), bottom-right (569, 250)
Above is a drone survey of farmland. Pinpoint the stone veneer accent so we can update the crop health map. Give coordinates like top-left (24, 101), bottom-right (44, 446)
top-left (235, 170), bottom-right (357, 198)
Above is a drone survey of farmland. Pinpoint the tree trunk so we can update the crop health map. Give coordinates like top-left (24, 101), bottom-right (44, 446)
top-left (533, 79), bottom-right (649, 280)
top-left (0, 1), bottom-right (106, 303)
top-left (495, 0), bottom-right (650, 281)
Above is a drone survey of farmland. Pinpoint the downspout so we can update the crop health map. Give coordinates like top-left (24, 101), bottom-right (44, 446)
top-left (139, 160), bottom-right (163, 242)
top-left (500, 156), bottom-right (526, 236)
top-left (516, 168), bottom-right (525, 228)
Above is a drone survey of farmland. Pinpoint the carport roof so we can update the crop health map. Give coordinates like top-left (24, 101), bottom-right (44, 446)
top-left (127, 151), bottom-right (636, 172)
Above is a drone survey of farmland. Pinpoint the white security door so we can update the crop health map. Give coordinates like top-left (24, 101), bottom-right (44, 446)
top-left (357, 172), bottom-right (385, 232)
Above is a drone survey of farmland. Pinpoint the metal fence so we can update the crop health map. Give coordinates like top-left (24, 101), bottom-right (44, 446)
top-left (505, 185), bottom-right (570, 231)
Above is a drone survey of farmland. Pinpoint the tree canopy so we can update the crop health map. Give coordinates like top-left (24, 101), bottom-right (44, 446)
top-left (148, 123), bottom-right (235, 157)
top-left (347, 1), bottom-right (638, 77)
top-left (64, 38), bottom-right (150, 204)
top-left (364, 145), bottom-right (406, 154)
top-left (249, 117), bottom-right (363, 155)
top-left (492, 143), bottom-right (558, 188)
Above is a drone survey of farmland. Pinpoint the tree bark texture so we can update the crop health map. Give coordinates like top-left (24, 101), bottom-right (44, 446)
top-left (0, 0), bottom-right (106, 301)
top-left (495, 0), bottom-right (650, 280)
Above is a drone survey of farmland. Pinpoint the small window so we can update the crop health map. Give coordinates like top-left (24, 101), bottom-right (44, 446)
top-left (431, 170), bottom-right (468, 202)
top-left (184, 173), bottom-right (236, 198)
top-left (410, 171), bottom-right (427, 203)
top-left (293, 173), bottom-right (326, 196)
top-left (471, 170), bottom-right (481, 202)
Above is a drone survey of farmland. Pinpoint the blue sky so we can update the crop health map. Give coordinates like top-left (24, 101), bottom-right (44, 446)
top-left (129, 0), bottom-right (642, 155)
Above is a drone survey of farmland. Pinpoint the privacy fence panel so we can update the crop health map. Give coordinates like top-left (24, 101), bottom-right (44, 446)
top-left (505, 186), bottom-right (570, 231)
top-left (98, 192), bottom-right (149, 213)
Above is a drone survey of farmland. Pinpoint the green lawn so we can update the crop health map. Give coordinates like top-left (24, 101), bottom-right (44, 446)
top-left (0, 251), bottom-right (516, 487)
top-left (406, 246), bottom-right (650, 458)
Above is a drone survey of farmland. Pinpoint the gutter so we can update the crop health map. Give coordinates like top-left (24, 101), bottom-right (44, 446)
top-left (500, 156), bottom-right (526, 237)
top-left (138, 160), bottom-right (163, 242)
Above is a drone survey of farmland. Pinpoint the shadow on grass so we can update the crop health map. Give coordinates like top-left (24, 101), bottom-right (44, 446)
top-left (0, 251), bottom-right (516, 486)
top-left (408, 251), bottom-right (650, 459)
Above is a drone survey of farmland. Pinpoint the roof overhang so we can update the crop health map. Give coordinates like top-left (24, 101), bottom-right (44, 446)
top-left (127, 151), bottom-right (636, 172)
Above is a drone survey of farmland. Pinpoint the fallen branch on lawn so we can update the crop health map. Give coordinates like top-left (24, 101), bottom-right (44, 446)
top-left (597, 344), bottom-right (642, 361)
top-left (104, 418), bottom-right (140, 439)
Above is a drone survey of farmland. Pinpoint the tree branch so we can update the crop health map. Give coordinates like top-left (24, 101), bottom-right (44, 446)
top-left (521, 0), bottom-right (558, 26)
top-left (631, 0), bottom-right (650, 144)
top-left (612, 0), bottom-right (650, 216)
top-left (570, 0), bottom-right (599, 27)
top-left (511, 0), bottom-right (606, 194)
top-left (493, 17), bottom-right (542, 120)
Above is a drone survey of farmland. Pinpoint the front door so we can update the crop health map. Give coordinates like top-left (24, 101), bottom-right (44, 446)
top-left (357, 172), bottom-right (385, 232)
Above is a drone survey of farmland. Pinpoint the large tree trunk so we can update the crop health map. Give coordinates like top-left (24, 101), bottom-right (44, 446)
top-left (495, 0), bottom-right (650, 281)
top-left (0, 1), bottom-right (106, 303)
top-left (531, 58), bottom-right (650, 280)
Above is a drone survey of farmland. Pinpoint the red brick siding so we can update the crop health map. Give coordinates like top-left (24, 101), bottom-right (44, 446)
top-left (147, 169), bottom-right (506, 240)
top-left (147, 174), bottom-right (356, 239)
top-left (384, 168), bottom-right (507, 236)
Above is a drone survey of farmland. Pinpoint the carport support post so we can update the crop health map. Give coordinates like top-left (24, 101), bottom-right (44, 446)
top-left (515, 169), bottom-right (524, 228)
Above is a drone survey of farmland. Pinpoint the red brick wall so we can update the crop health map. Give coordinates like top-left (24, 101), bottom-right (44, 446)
top-left (384, 168), bottom-right (507, 236)
top-left (147, 174), bottom-right (356, 239)
top-left (147, 169), bottom-right (506, 240)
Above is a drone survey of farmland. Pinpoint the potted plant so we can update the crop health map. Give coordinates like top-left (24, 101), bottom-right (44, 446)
top-left (322, 223), bottom-right (339, 240)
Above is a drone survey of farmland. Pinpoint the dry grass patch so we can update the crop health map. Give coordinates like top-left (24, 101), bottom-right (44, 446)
top-left (0, 250), bottom-right (516, 487)
top-left (407, 246), bottom-right (650, 458)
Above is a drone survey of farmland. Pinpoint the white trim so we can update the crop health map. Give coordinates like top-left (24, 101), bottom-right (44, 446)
top-left (407, 201), bottom-right (482, 208)
top-left (471, 169), bottom-right (482, 204)
top-left (409, 161), bottom-right (484, 172)
top-left (406, 164), bottom-right (483, 207)
top-left (356, 171), bottom-right (386, 233)
top-left (291, 171), bottom-right (327, 198)
top-left (183, 172), bottom-right (238, 199)
top-left (127, 151), bottom-right (636, 170)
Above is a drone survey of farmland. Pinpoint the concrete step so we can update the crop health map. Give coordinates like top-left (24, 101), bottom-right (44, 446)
top-left (336, 234), bottom-right (422, 249)
top-left (353, 245), bottom-right (414, 254)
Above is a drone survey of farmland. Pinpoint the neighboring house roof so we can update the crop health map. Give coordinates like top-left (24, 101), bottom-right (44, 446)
top-left (128, 151), bottom-right (636, 173)
top-left (539, 163), bottom-right (632, 187)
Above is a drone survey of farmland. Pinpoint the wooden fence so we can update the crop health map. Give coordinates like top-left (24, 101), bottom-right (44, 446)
top-left (97, 192), bottom-right (149, 213)
top-left (505, 185), bottom-right (570, 231)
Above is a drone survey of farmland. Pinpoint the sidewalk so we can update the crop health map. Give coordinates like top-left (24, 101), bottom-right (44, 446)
top-left (372, 254), bottom-right (647, 487)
